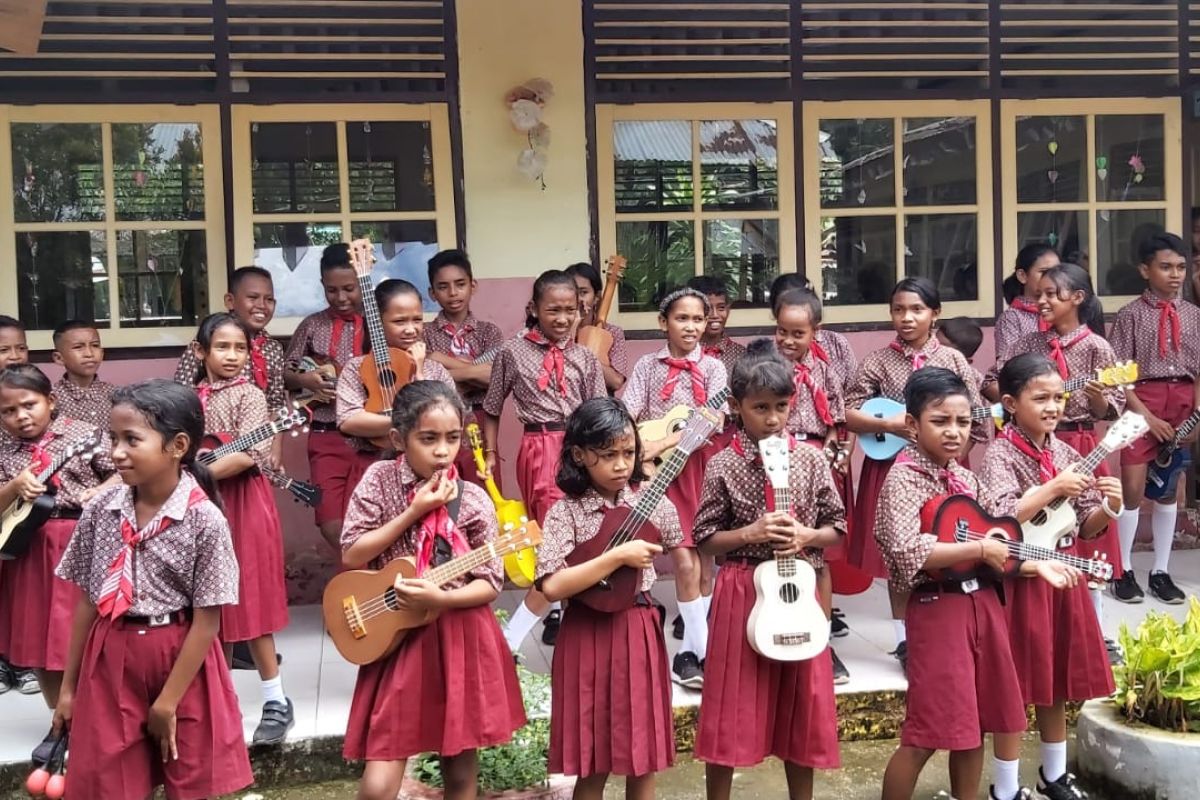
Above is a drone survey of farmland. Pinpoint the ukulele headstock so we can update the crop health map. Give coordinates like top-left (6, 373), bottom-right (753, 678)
top-left (66, 429), bottom-right (106, 463)
top-left (500, 518), bottom-right (543, 551)
top-left (1095, 361), bottom-right (1139, 389)
top-left (466, 422), bottom-right (485, 452)
top-left (1101, 411), bottom-right (1149, 452)
top-left (760, 435), bottom-right (790, 490)
top-left (1088, 551), bottom-right (1114, 584)
top-left (603, 254), bottom-right (627, 283)
top-left (677, 408), bottom-right (719, 458)
top-left (348, 238), bottom-right (376, 279)
top-left (272, 405), bottom-right (309, 437)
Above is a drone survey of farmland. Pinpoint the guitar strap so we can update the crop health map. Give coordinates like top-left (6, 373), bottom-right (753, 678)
top-left (431, 479), bottom-right (466, 568)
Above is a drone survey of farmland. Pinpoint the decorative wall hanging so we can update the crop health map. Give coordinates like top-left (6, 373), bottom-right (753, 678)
top-left (506, 78), bottom-right (554, 190)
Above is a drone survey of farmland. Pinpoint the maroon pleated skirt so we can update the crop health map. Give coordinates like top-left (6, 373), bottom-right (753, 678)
top-left (344, 603), bottom-right (525, 761)
top-left (1122, 380), bottom-right (1194, 466)
top-left (1056, 427), bottom-right (1121, 569)
top-left (516, 429), bottom-right (566, 527)
top-left (901, 586), bottom-right (1028, 751)
top-left (68, 614), bottom-right (252, 800)
top-left (850, 456), bottom-right (894, 580)
top-left (218, 470), bottom-right (289, 642)
top-left (551, 602), bottom-right (674, 777)
top-left (796, 438), bottom-right (855, 564)
top-left (695, 562), bottom-right (840, 769)
top-left (1006, 576), bottom-right (1114, 707)
top-left (0, 518), bottom-right (80, 670)
top-left (665, 452), bottom-right (704, 548)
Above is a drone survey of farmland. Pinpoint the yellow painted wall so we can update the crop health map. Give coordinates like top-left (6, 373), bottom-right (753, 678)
top-left (456, 0), bottom-right (592, 277)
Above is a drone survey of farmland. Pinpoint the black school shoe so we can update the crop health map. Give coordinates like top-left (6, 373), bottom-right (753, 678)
top-left (1104, 638), bottom-right (1124, 666)
top-left (1036, 768), bottom-right (1088, 799)
top-left (541, 609), bottom-right (562, 646)
top-left (831, 649), bottom-right (850, 685)
top-left (891, 640), bottom-right (908, 676)
top-left (671, 613), bottom-right (684, 641)
top-left (0, 656), bottom-right (13, 695)
top-left (1111, 570), bottom-right (1144, 603)
top-left (831, 614), bottom-right (850, 638)
top-left (15, 668), bottom-right (40, 695)
top-left (252, 698), bottom-right (295, 746)
top-left (1148, 571), bottom-right (1186, 605)
top-left (672, 651), bottom-right (704, 689)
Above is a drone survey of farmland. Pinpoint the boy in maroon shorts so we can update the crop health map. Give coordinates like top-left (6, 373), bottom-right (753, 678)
top-left (875, 368), bottom-right (1079, 800)
top-left (1108, 232), bottom-right (1200, 605)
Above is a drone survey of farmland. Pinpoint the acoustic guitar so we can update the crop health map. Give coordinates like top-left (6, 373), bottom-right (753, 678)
top-left (1145, 407), bottom-right (1200, 501)
top-left (576, 255), bottom-right (626, 365)
top-left (347, 239), bottom-right (416, 415)
top-left (745, 435), bottom-right (830, 662)
top-left (324, 520), bottom-right (542, 665)
top-left (466, 422), bottom-right (537, 587)
top-left (0, 430), bottom-right (105, 560)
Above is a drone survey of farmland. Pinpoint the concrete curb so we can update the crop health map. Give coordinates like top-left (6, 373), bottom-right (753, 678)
top-left (1076, 699), bottom-right (1200, 800)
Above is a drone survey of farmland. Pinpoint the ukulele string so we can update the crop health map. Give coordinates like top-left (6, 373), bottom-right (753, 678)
top-left (956, 530), bottom-right (1100, 572)
top-left (348, 546), bottom-right (506, 621)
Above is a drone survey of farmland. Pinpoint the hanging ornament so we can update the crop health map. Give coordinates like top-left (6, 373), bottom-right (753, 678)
top-left (1048, 232), bottom-right (1059, 247)
top-left (1047, 170), bottom-right (1059, 185)
top-left (509, 99), bottom-right (543, 133)
top-left (1048, 140), bottom-right (1059, 156)
top-left (1100, 209), bottom-right (1111, 222)
top-left (23, 159), bottom-right (35, 193)
top-left (856, 188), bottom-right (867, 205)
top-left (133, 150), bottom-right (147, 188)
top-left (1095, 156), bottom-right (1108, 182)
top-left (1129, 154), bottom-right (1145, 184)
top-left (517, 148), bottom-right (548, 190)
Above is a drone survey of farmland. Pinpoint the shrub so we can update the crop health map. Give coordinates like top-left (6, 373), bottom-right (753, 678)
top-left (1113, 596), bottom-right (1200, 732)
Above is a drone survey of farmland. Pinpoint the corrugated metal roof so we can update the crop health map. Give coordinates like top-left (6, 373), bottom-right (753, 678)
top-left (614, 119), bottom-right (778, 164)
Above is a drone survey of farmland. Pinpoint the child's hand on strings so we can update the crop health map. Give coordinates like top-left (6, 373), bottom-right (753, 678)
top-left (1033, 559), bottom-right (1082, 590)
top-left (1050, 470), bottom-right (1092, 499)
top-left (1144, 412), bottom-right (1175, 443)
top-left (613, 539), bottom-right (663, 569)
top-left (1095, 476), bottom-right (1123, 512)
top-left (13, 468), bottom-right (46, 502)
top-left (978, 537), bottom-right (1009, 572)
top-left (392, 577), bottom-right (446, 611)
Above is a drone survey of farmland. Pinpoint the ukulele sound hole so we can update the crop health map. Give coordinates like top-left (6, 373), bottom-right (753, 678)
top-left (1030, 511), bottom-right (1047, 526)
top-left (382, 587), bottom-right (401, 612)
top-left (777, 583), bottom-right (800, 604)
top-left (378, 367), bottom-right (397, 386)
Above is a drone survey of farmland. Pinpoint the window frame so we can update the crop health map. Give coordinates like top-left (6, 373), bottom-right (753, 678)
top-left (999, 98), bottom-right (1181, 309)
top-left (596, 102), bottom-right (797, 331)
top-left (0, 103), bottom-right (226, 350)
top-left (230, 103), bottom-right (457, 333)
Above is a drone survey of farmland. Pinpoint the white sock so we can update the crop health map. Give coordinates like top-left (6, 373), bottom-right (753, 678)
top-left (892, 619), bottom-right (907, 648)
top-left (678, 597), bottom-right (708, 660)
top-left (701, 593), bottom-right (712, 618)
top-left (503, 600), bottom-right (542, 652)
top-left (1151, 503), bottom-right (1177, 574)
top-left (1090, 586), bottom-right (1103, 627)
top-left (1117, 508), bottom-right (1140, 572)
top-left (992, 756), bottom-right (1020, 800)
top-left (1041, 739), bottom-right (1067, 783)
top-left (261, 675), bottom-right (285, 705)
top-left (550, 600), bottom-right (562, 611)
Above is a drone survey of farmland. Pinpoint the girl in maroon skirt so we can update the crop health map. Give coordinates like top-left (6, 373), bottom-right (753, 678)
top-left (341, 380), bottom-right (524, 800)
top-left (481, 270), bottom-right (606, 653)
top-left (844, 277), bottom-right (988, 669)
top-left (536, 397), bottom-right (680, 799)
top-left (981, 354), bottom-right (1121, 800)
top-left (191, 312), bottom-right (293, 745)
top-left (0, 365), bottom-right (117, 762)
top-left (693, 340), bottom-right (844, 800)
top-left (53, 379), bottom-right (252, 800)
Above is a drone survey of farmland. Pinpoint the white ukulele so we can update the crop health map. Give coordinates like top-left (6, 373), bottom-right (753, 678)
top-left (1021, 411), bottom-right (1148, 550)
top-left (745, 435), bottom-right (830, 662)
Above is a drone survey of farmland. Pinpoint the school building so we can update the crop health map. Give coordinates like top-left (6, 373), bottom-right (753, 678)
top-left (1, 0), bottom-right (1197, 599)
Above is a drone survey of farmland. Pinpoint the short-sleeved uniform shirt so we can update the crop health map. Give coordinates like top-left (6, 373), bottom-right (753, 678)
top-left (481, 334), bottom-right (606, 425)
top-left (0, 416), bottom-right (114, 512)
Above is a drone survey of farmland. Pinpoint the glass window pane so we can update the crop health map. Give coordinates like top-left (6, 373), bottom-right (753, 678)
top-left (116, 230), bottom-right (208, 328)
top-left (903, 117), bottom-right (977, 206)
top-left (347, 121), bottom-right (435, 213)
top-left (350, 220), bottom-right (441, 312)
top-left (818, 119), bottom-right (895, 209)
top-left (616, 220), bottom-right (695, 312)
top-left (113, 123), bottom-right (204, 221)
top-left (614, 121), bottom-right (693, 212)
top-left (250, 122), bottom-right (340, 214)
top-left (11, 123), bottom-right (104, 223)
top-left (700, 120), bottom-right (778, 212)
top-left (253, 222), bottom-right (343, 318)
top-left (1015, 116), bottom-right (1087, 204)
top-left (820, 215), bottom-right (897, 306)
top-left (1097, 208), bottom-right (1166, 296)
top-left (703, 219), bottom-right (779, 306)
top-left (15, 231), bottom-right (110, 330)
top-left (1015, 210), bottom-right (1088, 267)
top-left (1096, 115), bottom-right (1165, 203)
top-left (905, 213), bottom-right (978, 301)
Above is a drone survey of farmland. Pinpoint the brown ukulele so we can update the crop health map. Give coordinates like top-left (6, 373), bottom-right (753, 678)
top-left (348, 239), bottom-right (416, 415)
top-left (576, 255), bottom-right (626, 365)
top-left (323, 520), bottom-right (542, 665)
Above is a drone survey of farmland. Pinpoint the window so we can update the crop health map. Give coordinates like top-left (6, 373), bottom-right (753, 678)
top-left (596, 104), bottom-right (796, 330)
top-left (803, 101), bottom-right (993, 324)
top-left (231, 105), bottom-right (456, 327)
top-left (0, 105), bottom-right (224, 349)
top-left (1001, 99), bottom-right (1180, 302)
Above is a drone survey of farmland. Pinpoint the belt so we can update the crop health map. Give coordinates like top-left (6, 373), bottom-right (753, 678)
top-left (49, 508), bottom-right (82, 520)
top-left (914, 576), bottom-right (997, 595)
top-left (523, 421), bottom-right (566, 433)
top-left (1056, 420), bottom-right (1094, 432)
top-left (309, 421), bottom-right (339, 432)
top-left (117, 609), bottom-right (192, 628)
top-left (1140, 377), bottom-right (1195, 386)
top-left (633, 591), bottom-right (654, 607)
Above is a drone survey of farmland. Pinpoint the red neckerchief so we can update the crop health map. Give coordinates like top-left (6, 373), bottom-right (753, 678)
top-left (889, 337), bottom-right (937, 371)
top-left (441, 317), bottom-right (476, 359)
top-left (896, 448), bottom-right (975, 497)
top-left (661, 354), bottom-right (707, 405)
top-left (96, 485), bottom-right (207, 619)
top-left (524, 329), bottom-right (568, 397)
top-left (26, 429), bottom-right (60, 489)
top-left (249, 333), bottom-right (270, 391)
top-left (196, 377), bottom-right (247, 413)
top-left (1045, 325), bottom-right (1091, 379)
top-left (1012, 295), bottom-right (1052, 333)
top-left (792, 360), bottom-right (834, 426)
top-left (1143, 294), bottom-right (1182, 358)
top-left (405, 461), bottom-right (470, 576)
top-left (330, 311), bottom-right (365, 360)
top-left (1001, 426), bottom-right (1057, 483)
top-left (810, 338), bottom-right (831, 364)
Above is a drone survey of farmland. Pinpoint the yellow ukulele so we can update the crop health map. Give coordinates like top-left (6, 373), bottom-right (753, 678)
top-left (466, 423), bottom-right (538, 587)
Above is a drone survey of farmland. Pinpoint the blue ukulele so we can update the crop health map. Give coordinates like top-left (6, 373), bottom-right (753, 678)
top-left (1145, 407), bottom-right (1200, 501)
top-left (858, 398), bottom-right (1001, 461)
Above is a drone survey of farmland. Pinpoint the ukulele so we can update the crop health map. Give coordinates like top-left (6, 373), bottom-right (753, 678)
top-left (1145, 407), bottom-right (1200, 501)
top-left (323, 520), bottom-right (542, 665)
top-left (927, 494), bottom-right (1114, 585)
top-left (745, 435), bottom-right (830, 662)
top-left (466, 422), bottom-right (537, 587)
top-left (566, 406), bottom-right (720, 612)
top-left (261, 465), bottom-right (323, 508)
top-left (0, 430), bottom-right (105, 560)
top-left (638, 386), bottom-right (729, 475)
top-left (293, 356), bottom-right (339, 406)
top-left (348, 238), bottom-right (416, 415)
top-left (1021, 411), bottom-right (1147, 549)
top-left (198, 405), bottom-right (309, 466)
top-left (576, 255), bottom-right (626, 365)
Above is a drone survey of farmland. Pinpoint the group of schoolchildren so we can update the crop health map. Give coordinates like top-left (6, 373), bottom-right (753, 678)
top-left (0, 228), bottom-right (1195, 800)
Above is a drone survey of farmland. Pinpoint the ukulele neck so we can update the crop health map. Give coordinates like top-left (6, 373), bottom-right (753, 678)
top-left (1170, 408), bottom-right (1200, 448)
top-left (773, 483), bottom-right (796, 569)
top-left (1046, 442), bottom-right (1112, 511)
top-left (358, 272), bottom-right (390, 360)
top-left (424, 539), bottom-right (511, 586)
top-left (201, 422), bottom-right (278, 464)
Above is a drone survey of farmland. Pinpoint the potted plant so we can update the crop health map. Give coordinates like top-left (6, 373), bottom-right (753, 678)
top-left (1113, 596), bottom-right (1200, 731)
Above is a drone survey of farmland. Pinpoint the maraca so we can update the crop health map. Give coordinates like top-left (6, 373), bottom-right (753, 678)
top-left (25, 731), bottom-right (66, 798)
top-left (44, 772), bottom-right (65, 800)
